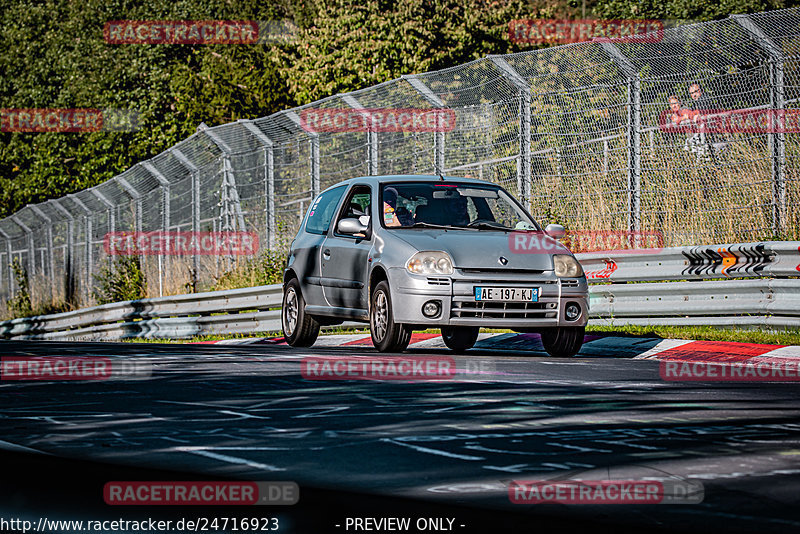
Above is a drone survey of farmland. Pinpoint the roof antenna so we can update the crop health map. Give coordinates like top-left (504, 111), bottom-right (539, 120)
top-left (438, 174), bottom-right (445, 181)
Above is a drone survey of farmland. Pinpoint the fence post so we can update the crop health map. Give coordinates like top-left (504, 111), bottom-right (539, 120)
top-left (310, 136), bottom-right (320, 197)
top-left (68, 194), bottom-right (93, 302)
top-left (199, 126), bottom-right (246, 238)
top-left (403, 74), bottom-right (447, 174)
top-left (490, 57), bottom-right (532, 206)
top-left (733, 14), bottom-right (787, 235)
top-left (600, 42), bottom-right (641, 233)
top-left (143, 162), bottom-right (171, 297)
top-left (192, 170), bottom-right (200, 282)
top-left (90, 189), bottom-right (116, 237)
top-left (11, 216), bottom-right (35, 285)
top-left (266, 146), bottom-right (275, 249)
top-left (0, 228), bottom-right (13, 297)
top-left (49, 199), bottom-right (75, 305)
top-left (342, 95), bottom-right (379, 176)
top-left (220, 157), bottom-right (242, 268)
top-left (286, 111), bottom-right (320, 198)
top-left (240, 120), bottom-right (276, 250)
top-left (29, 205), bottom-right (55, 280)
top-left (115, 177), bottom-right (142, 234)
top-left (171, 148), bottom-right (200, 288)
top-left (90, 189), bottom-right (115, 283)
top-left (115, 176), bottom-right (143, 280)
top-left (142, 163), bottom-right (171, 235)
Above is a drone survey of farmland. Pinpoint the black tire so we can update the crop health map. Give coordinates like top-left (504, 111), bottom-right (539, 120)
top-left (441, 326), bottom-right (479, 353)
top-left (281, 278), bottom-right (320, 347)
top-left (370, 280), bottom-right (412, 352)
top-left (540, 326), bottom-right (585, 357)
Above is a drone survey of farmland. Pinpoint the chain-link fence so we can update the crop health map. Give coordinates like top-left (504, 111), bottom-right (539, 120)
top-left (1, 8), bottom-right (800, 313)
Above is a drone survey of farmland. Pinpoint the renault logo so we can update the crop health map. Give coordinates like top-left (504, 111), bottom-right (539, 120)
top-left (498, 256), bottom-right (508, 266)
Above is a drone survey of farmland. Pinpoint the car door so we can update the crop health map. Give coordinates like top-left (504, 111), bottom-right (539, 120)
top-left (293, 185), bottom-right (348, 307)
top-left (320, 184), bottom-right (373, 312)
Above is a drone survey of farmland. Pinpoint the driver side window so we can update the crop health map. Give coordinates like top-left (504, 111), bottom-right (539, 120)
top-left (335, 185), bottom-right (372, 238)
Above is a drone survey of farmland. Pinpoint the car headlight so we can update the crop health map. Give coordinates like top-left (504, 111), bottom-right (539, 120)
top-left (553, 254), bottom-right (584, 277)
top-left (406, 251), bottom-right (454, 275)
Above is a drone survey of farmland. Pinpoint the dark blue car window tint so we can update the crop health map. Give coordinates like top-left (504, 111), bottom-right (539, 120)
top-left (305, 186), bottom-right (347, 235)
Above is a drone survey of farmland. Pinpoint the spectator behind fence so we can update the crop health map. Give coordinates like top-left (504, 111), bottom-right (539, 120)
top-left (687, 83), bottom-right (727, 162)
top-left (668, 95), bottom-right (693, 128)
top-left (688, 83), bottom-right (716, 135)
top-left (663, 95), bottom-right (695, 148)
top-left (688, 83), bottom-right (712, 118)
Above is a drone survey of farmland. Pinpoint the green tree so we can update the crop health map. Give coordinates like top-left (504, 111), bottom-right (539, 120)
top-left (283, 0), bottom-right (544, 104)
top-left (592, 0), bottom-right (798, 21)
top-left (0, 0), bottom-right (298, 218)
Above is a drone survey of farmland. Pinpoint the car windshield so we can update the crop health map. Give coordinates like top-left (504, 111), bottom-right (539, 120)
top-left (380, 182), bottom-right (539, 231)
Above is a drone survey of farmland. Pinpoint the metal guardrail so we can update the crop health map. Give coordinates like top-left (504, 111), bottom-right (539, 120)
top-left (1, 241), bottom-right (798, 341)
top-left (4, 8), bottom-right (800, 310)
top-left (577, 241), bottom-right (800, 282)
top-left (589, 279), bottom-right (800, 327)
top-left (578, 241), bottom-right (800, 327)
top-left (0, 285), bottom-right (285, 341)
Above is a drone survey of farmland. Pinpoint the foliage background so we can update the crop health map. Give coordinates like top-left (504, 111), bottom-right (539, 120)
top-left (1, 0), bottom-right (797, 220)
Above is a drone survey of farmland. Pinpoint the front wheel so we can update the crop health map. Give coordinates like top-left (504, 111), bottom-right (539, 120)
top-left (540, 326), bottom-right (585, 357)
top-left (282, 278), bottom-right (320, 347)
top-left (370, 281), bottom-right (412, 352)
top-left (441, 326), bottom-right (479, 353)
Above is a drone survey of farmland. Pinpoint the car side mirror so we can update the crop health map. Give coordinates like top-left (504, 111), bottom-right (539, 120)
top-left (545, 224), bottom-right (566, 238)
top-left (337, 218), bottom-right (369, 235)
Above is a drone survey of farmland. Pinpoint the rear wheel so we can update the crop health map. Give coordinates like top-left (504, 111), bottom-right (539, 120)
top-left (282, 278), bottom-right (320, 347)
top-left (540, 326), bottom-right (585, 357)
top-left (441, 326), bottom-right (479, 353)
top-left (370, 281), bottom-right (412, 352)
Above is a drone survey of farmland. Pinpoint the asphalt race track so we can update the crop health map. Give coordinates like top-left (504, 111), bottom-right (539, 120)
top-left (2, 339), bottom-right (800, 533)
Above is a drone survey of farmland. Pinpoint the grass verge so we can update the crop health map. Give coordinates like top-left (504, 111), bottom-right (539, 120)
top-left (586, 324), bottom-right (800, 346)
top-left (120, 324), bottom-right (800, 346)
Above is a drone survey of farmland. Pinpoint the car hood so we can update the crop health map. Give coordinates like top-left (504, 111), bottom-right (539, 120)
top-left (389, 229), bottom-right (571, 270)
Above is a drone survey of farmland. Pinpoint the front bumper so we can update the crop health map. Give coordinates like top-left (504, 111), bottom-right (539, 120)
top-left (387, 267), bottom-right (589, 328)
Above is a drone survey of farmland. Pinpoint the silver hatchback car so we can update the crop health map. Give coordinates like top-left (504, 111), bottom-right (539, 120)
top-left (281, 175), bottom-right (589, 356)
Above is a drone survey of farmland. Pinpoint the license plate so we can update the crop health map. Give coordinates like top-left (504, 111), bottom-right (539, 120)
top-left (474, 287), bottom-right (539, 302)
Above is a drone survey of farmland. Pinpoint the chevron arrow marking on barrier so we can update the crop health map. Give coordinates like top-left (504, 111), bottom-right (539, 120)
top-left (717, 247), bottom-right (737, 277)
top-left (585, 259), bottom-right (617, 280)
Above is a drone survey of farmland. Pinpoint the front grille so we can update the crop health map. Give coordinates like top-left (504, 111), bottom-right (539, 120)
top-left (451, 300), bottom-right (557, 319)
top-left (460, 268), bottom-right (546, 275)
top-left (561, 279), bottom-right (579, 288)
top-left (458, 279), bottom-right (557, 285)
top-left (427, 277), bottom-right (451, 286)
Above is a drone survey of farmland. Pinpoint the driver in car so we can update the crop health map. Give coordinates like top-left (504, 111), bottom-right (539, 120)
top-left (383, 186), bottom-right (413, 227)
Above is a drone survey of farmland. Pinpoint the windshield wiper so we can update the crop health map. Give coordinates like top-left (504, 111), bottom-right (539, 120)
top-left (407, 222), bottom-right (477, 231)
top-left (468, 221), bottom-right (513, 232)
